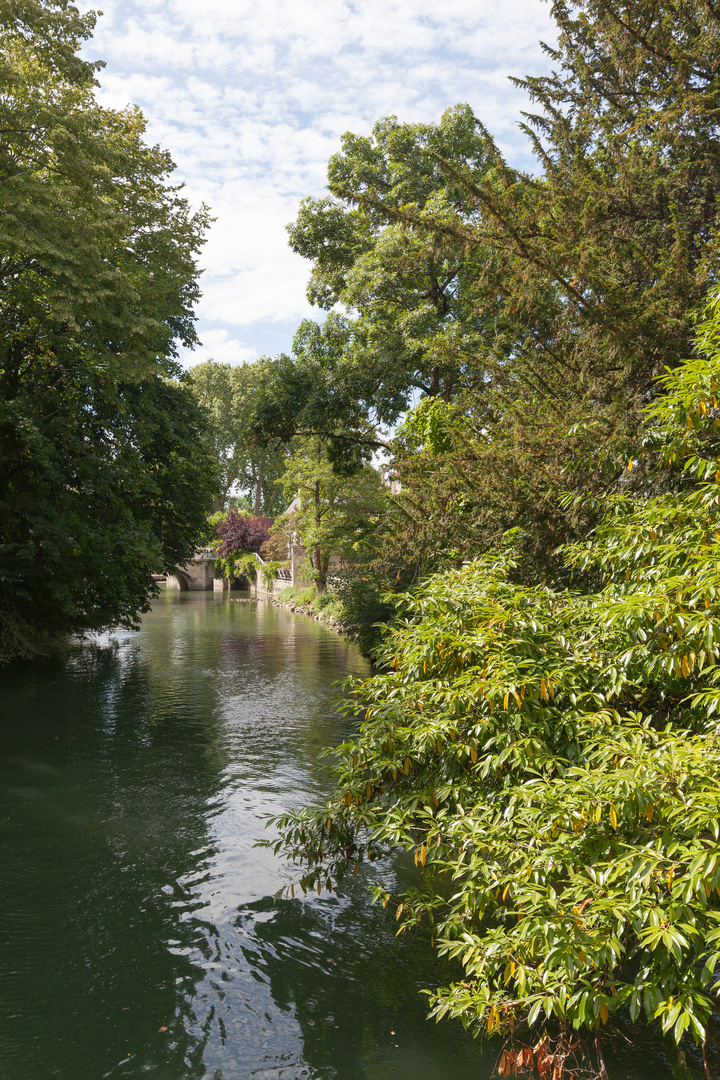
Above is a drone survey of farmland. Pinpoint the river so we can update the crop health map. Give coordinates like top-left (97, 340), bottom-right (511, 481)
top-left (0, 592), bottom-right (681, 1079)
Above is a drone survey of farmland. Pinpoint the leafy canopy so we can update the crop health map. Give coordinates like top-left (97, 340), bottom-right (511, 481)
top-left (0, 1), bottom-right (217, 660)
top-left (187, 359), bottom-right (288, 513)
top-left (265, 0), bottom-right (720, 579)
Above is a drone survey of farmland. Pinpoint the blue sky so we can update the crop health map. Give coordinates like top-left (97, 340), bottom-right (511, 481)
top-left (81, 0), bottom-right (558, 367)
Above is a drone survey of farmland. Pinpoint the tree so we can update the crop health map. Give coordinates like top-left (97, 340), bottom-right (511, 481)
top-left (268, 290), bottom-right (720, 1079)
top-left (0, 1), bottom-right (217, 661)
top-left (247, 325), bottom-right (389, 478)
top-left (280, 437), bottom-right (387, 590)
top-left (287, 105), bottom-right (498, 415)
top-left (187, 359), bottom-right (288, 514)
top-left (217, 511), bottom-right (272, 557)
top-left (271, 0), bottom-right (720, 581)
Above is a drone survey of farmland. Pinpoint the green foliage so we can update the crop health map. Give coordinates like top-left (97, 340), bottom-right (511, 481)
top-left (214, 550), bottom-right (258, 585)
top-left (0, 371), bottom-right (216, 661)
top-left (0, 1), bottom-right (216, 661)
top-left (0, 1), bottom-right (209, 375)
top-left (329, 571), bottom-right (396, 656)
top-left (260, 560), bottom-right (285, 588)
top-left (187, 359), bottom-right (288, 513)
top-left (266, 294), bottom-right (720, 1072)
top-left (287, 105), bottom-right (497, 418)
top-left (247, 320), bottom-right (388, 476)
top-left (280, 437), bottom-right (387, 590)
top-left (267, 0), bottom-right (720, 578)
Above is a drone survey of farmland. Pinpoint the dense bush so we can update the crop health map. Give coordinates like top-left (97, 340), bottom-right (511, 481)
top-left (267, 294), bottom-right (720, 1077)
top-left (216, 511), bottom-right (273, 556)
top-left (330, 571), bottom-right (396, 657)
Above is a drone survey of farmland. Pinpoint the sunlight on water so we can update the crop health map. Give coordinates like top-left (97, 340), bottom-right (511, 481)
top-left (0, 593), bottom-right (678, 1079)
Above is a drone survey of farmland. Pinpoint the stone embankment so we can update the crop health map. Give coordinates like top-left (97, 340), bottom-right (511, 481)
top-left (269, 596), bottom-right (343, 635)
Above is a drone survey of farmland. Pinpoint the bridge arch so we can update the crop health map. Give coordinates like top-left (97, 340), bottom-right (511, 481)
top-left (168, 569), bottom-right (191, 591)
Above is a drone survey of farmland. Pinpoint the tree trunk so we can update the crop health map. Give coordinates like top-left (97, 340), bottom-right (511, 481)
top-left (314, 477), bottom-right (325, 591)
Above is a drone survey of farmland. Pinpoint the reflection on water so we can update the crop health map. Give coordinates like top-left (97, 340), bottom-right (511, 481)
top-left (0, 593), bottom-right (681, 1079)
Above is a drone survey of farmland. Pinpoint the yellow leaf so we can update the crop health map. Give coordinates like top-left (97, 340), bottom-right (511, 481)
top-left (503, 883), bottom-right (510, 900)
top-left (317, 881), bottom-right (321, 896)
top-left (366, 784), bottom-right (372, 799)
top-left (291, 883), bottom-right (295, 899)
top-left (354, 863), bottom-right (359, 876)
top-left (470, 746), bottom-right (477, 764)
top-left (420, 845), bottom-right (427, 867)
top-left (327, 817), bottom-right (332, 831)
top-left (403, 757), bottom-right (411, 774)
top-left (436, 738), bottom-right (442, 753)
top-left (344, 791), bottom-right (352, 807)
top-left (503, 691), bottom-right (510, 710)
top-left (668, 867), bottom-right (674, 890)
top-left (487, 1006), bottom-right (496, 1033)
top-left (609, 805), bottom-right (618, 830)
top-left (628, 459), bottom-right (633, 472)
top-left (396, 903), bottom-right (404, 921)
top-left (645, 804), bottom-right (653, 822)
top-left (600, 1001), bottom-right (609, 1024)
top-left (540, 679), bottom-right (547, 702)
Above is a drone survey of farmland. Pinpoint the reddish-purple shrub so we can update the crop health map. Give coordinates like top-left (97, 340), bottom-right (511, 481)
top-left (217, 511), bottom-right (273, 556)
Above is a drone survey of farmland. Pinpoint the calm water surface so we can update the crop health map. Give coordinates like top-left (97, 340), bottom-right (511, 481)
top-left (0, 593), bottom-right (684, 1079)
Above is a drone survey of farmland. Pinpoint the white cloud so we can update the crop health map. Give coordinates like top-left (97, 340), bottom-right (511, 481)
top-left (187, 329), bottom-right (258, 367)
top-left (79, 0), bottom-right (558, 364)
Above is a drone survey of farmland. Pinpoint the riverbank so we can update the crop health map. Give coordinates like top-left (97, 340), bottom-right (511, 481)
top-left (268, 586), bottom-right (345, 636)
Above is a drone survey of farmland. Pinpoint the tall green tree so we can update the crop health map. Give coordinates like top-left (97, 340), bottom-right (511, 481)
top-left (187, 359), bottom-right (287, 514)
top-left (271, 0), bottom-right (720, 581)
top-left (287, 105), bottom-right (498, 415)
top-left (0, 0), bottom-right (217, 661)
top-left (280, 437), bottom-right (387, 590)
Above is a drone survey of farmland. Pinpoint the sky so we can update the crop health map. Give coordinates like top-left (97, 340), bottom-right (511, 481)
top-left (80, 0), bottom-right (558, 368)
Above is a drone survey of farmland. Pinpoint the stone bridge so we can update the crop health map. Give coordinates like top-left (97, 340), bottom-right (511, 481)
top-left (166, 549), bottom-right (218, 591)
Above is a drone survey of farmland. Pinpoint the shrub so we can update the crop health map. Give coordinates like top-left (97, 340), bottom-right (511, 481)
top-left (216, 511), bottom-right (273, 556)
